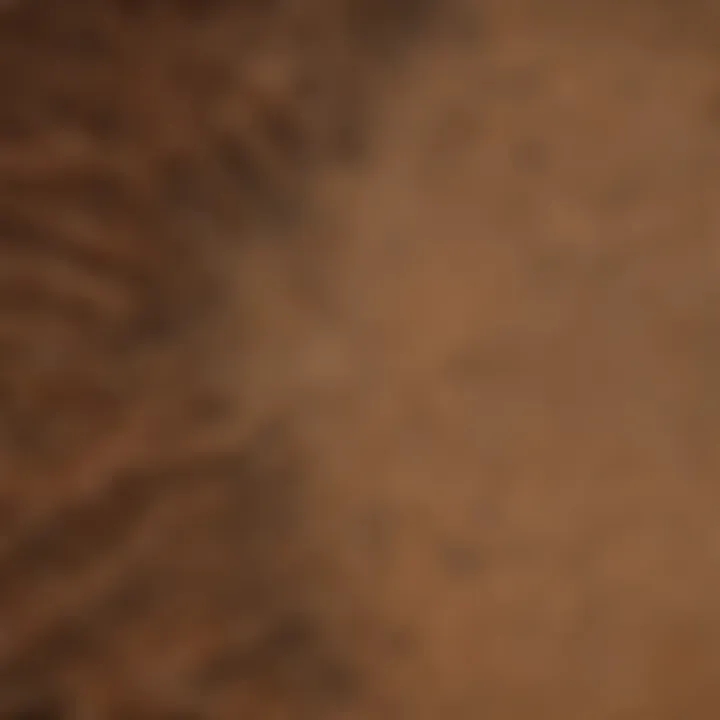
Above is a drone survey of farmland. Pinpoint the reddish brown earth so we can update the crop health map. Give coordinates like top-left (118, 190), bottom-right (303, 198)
top-left (3, 0), bottom-right (720, 717)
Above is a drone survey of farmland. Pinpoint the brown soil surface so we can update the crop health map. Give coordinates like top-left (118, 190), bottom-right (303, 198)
top-left (268, 2), bottom-right (720, 716)
top-left (4, 0), bottom-right (720, 717)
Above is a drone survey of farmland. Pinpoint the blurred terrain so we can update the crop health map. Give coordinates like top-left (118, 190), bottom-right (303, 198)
top-left (3, 0), bottom-right (720, 717)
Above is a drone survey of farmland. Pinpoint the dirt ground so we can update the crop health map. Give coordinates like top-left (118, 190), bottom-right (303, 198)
top-left (236, 1), bottom-right (720, 716)
top-left (4, 0), bottom-right (720, 717)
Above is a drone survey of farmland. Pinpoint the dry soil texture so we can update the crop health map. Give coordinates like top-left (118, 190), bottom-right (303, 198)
top-left (4, 0), bottom-right (720, 718)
